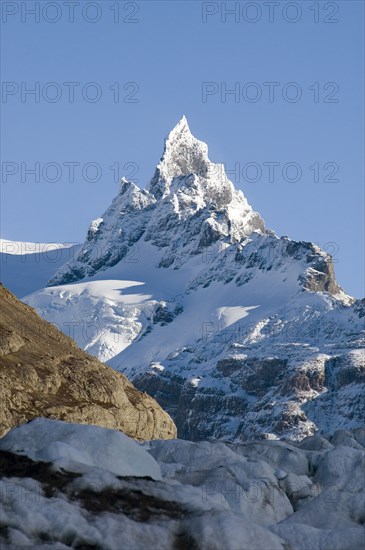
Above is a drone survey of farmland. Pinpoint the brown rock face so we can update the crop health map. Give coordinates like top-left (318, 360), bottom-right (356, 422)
top-left (302, 255), bottom-right (340, 295)
top-left (0, 325), bottom-right (24, 356)
top-left (0, 285), bottom-right (176, 440)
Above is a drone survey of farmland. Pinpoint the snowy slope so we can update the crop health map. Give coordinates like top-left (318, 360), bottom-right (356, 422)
top-left (0, 239), bottom-right (80, 298)
top-left (24, 117), bottom-right (365, 441)
top-left (1, 418), bottom-right (364, 550)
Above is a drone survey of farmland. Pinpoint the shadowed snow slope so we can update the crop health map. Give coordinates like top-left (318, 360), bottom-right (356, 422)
top-left (0, 240), bottom-right (80, 298)
top-left (0, 419), bottom-right (364, 549)
top-left (23, 117), bottom-right (365, 441)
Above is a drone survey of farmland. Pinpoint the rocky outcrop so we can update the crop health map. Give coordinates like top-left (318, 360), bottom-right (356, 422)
top-left (0, 285), bottom-right (176, 440)
top-left (134, 347), bottom-right (365, 442)
top-left (0, 325), bottom-right (24, 356)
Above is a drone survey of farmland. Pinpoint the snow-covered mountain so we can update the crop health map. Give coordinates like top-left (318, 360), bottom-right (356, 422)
top-left (24, 117), bottom-right (365, 441)
top-left (48, 116), bottom-right (265, 284)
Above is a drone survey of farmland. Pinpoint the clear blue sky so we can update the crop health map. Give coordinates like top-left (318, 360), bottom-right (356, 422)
top-left (1, 1), bottom-right (364, 297)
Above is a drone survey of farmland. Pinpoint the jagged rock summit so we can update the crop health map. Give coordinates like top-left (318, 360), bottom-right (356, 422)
top-left (24, 118), bottom-right (365, 442)
top-left (149, 115), bottom-right (211, 198)
top-left (0, 284), bottom-right (176, 440)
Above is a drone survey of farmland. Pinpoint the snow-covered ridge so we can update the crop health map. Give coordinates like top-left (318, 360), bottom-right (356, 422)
top-left (0, 239), bottom-right (76, 255)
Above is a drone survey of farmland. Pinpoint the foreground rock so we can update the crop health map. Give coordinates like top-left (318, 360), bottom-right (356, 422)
top-left (0, 419), bottom-right (364, 549)
top-left (0, 285), bottom-right (176, 440)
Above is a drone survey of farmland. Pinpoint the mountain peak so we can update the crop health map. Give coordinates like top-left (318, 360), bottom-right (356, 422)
top-left (48, 119), bottom-right (267, 284)
top-left (169, 115), bottom-right (190, 136)
top-left (148, 117), bottom-right (209, 199)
